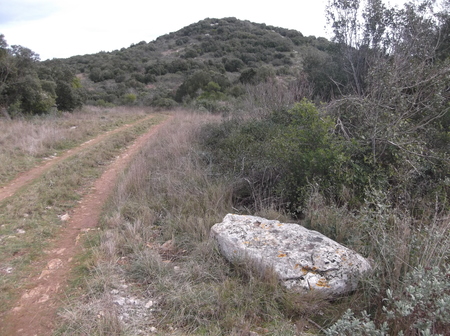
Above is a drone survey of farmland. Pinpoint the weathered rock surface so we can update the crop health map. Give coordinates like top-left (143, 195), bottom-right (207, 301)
top-left (210, 214), bottom-right (372, 296)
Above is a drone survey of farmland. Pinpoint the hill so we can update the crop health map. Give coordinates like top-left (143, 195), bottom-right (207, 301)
top-left (1, 2), bottom-right (450, 334)
top-left (44, 17), bottom-right (335, 109)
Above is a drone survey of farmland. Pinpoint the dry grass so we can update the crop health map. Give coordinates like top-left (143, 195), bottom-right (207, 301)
top-left (49, 108), bottom-right (450, 335)
top-left (303, 187), bottom-right (450, 332)
top-left (0, 113), bottom-right (164, 316)
top-left (56, 110), bottom-right (328, 335)
top-left (0, 106), bottom-right (150, 186)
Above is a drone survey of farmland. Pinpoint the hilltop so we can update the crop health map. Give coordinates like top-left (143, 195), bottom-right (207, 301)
top-left (44, 17), bottom-right (335, 109)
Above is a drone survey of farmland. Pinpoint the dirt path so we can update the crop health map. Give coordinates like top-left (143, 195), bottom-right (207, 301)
top-left (0, 115), bottom-right (172, 336)
top-left (0, 114), bottom-right (155, 202)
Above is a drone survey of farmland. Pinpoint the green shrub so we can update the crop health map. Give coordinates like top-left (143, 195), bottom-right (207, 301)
top-left (326, 266), bottom-right (450, 336)
top-left (55, 80), bottom-right (83, 111)
top-left (201, 99), bottom-right (346, 211)
top-left (151, 97), bottom-right (178, 109)
top-left (271, 99), bottom-right (346, 208)
top-left (95, 99), bottom-right (115, 108)
top-left (175, 70), bottom-right (230, 102)
top-left (121, 93), bottom-right (137, 105)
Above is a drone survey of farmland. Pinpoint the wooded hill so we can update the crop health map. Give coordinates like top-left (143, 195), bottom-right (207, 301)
top-left (43, 17), bottom-right (336, 109)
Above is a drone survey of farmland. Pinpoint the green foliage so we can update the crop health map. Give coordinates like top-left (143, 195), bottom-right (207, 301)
top-left (175, 70), bottom-right (229, 102)
top-left (384, 266), bottom-right (450, 334)
top-left (46, 17), bottom-right (330, 107)
top-left (95, 99), bottom-right (115, 108)
top-left (322, 0), bottom-right (450, 211)
top-left (151, 97), bottom-right (178, 109)
top-left (0, 36), bottom-right (85, 115)
top-left (271, 99), bottom-right (345, 207)
top-left (121, 93), bottom-right (137, 105)
top-left (239, 66), bottom-right (275, 84)
top-left (303, 44), bottom-right (347, 99)
top-left (325, 309), bottom-right (389, 336)
top-left (222, 57), bottom-right (245, 72)
top-left (326, 266), bottom-right (450, 336)
top-left (55, 80), bottom-right (83, 111)
top-left (202, 99), bottom-right (345, 211)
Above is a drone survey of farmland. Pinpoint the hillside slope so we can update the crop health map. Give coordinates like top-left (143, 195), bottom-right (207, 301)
top-left (44, 17), bottom-right (334, 108)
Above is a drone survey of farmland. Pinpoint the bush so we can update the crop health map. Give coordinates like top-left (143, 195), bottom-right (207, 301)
top-left (270, 99), bottom-right (345, 208)
top-left (151, 97), bottom-right (178, 109)
top-left (326, 266), bottom-right (450, 336)
top-left (223, 57), bottom-right (245, 72)
top-left (175, 70), bottom-right (230, 102)
top-left (201, 99), bottom-right (345, 212)
top-left (121, 93), bottom-right (137, 105)
top-left (55, 80), bottom-right (84, 111)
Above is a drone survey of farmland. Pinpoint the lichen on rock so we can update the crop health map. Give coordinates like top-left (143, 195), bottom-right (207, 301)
top-left (210, 214), bottom-right (372, 296)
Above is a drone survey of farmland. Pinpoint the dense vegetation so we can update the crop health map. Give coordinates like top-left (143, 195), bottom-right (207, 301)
top-left (198, 0), bottom-right (450, 334)
top-left (0, 35), bottom-right (84, 118)
top-left (40, 17), bottom-right (339, 110)
top-left (1, 0), bottom-right (449, 334)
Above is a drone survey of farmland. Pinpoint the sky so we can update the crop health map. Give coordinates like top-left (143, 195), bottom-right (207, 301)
top-left (0, 0), bottom-right (406, 61)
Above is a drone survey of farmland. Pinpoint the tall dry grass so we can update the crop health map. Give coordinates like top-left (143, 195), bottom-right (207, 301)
top-left (57, 110), bottom-right (325, 335)
top-left (56, 107), bottom-right (450, 335)
top-left (0, 106), bottom-right (150, 185)
top-left (304, 186), bottom-right (450, 333)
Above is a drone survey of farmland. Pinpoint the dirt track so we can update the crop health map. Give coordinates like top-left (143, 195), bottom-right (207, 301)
top-left (0, 114), bottom-right (172, 336)
top-left (0, 114), bottom-right (155, 203)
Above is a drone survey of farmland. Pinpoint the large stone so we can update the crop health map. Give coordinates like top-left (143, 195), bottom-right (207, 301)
top-left (210, 214), bottom-right (372, 296)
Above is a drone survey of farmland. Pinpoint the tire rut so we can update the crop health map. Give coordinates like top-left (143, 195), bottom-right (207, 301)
top-left (0, 114), bottom-right (154, 203)
top-left (0, 114), bottom-right (173, 336)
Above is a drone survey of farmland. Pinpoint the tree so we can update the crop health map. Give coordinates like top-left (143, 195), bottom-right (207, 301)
top-left (0, 37), bottom-right (54, 116)
top-left (39, 60), bottom-right (85, 112)
top-left (55, 79), bottom-right (83, 111)
top-left (326, 0), bottom-right (450, 203)
top-left (0, 34), bottom-right (12, 119)
top-left (0, 36), bottom-right (85, 116)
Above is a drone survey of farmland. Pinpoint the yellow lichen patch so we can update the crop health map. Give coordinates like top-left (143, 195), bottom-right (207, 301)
top-left (277, 223), bottom-right (283, 227)
top-left (243, 241), bottom-right (250, 244)
top-left (316, 278), bottom-right (330, 288)
top-left (278, 252), bottom-right (287, 257)
top-left (301, 266), bottom-right (318, 274)
top-left (294, 264), bottom-right (300, 269)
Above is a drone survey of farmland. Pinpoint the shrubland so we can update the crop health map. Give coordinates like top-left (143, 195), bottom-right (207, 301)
top-left (1, 0), bottom-right (449, 334)
top-left (197, 0), bottom-right (450, 334)
top-left (40, 17), bottom-right (331, 111)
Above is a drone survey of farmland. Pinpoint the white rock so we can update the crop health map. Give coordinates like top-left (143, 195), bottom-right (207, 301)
top-left (60, 213), bottom-right (70, 221)
top-left (210, 214), bottom-right (372, 296)
top-left (114, 297), bottom-right (126, 306)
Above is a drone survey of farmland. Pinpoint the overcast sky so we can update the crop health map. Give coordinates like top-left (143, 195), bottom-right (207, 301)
top-left (0, 0), bottom-right (406, 61)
